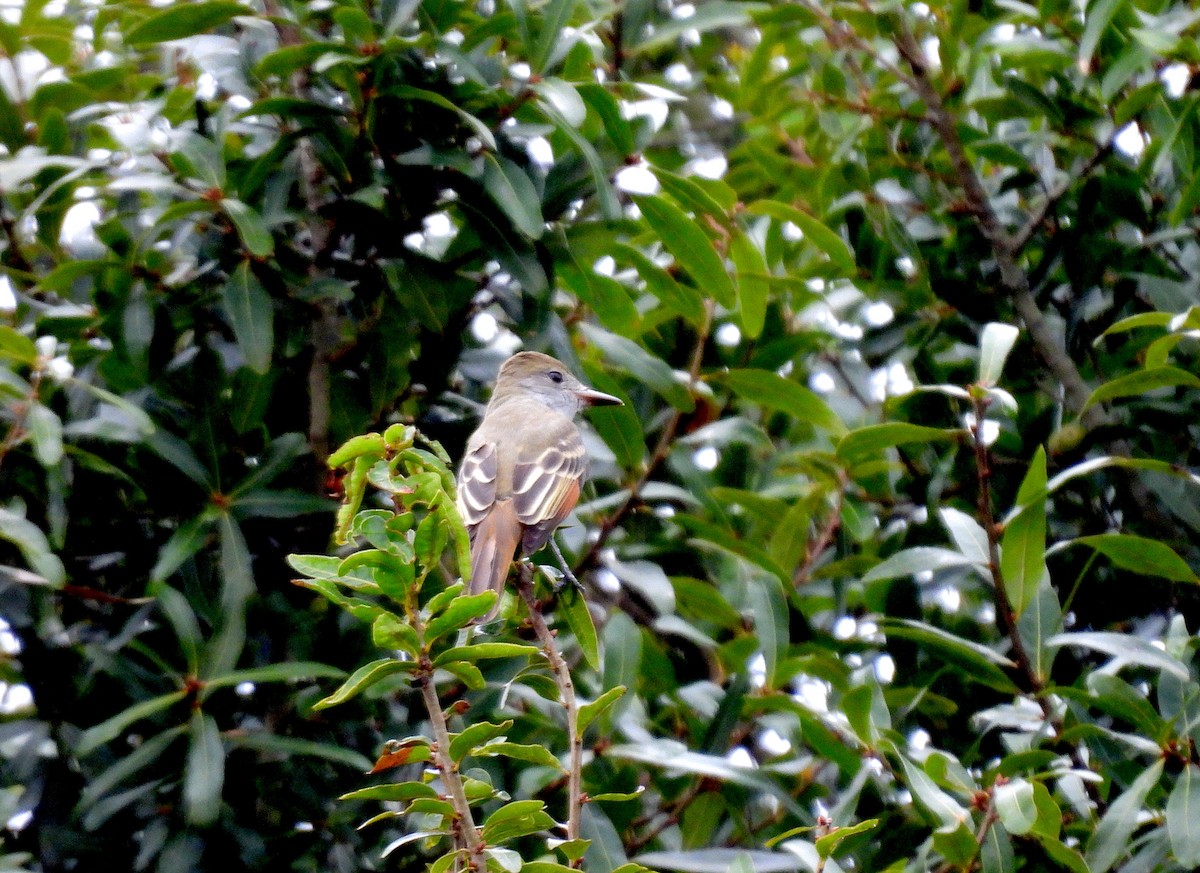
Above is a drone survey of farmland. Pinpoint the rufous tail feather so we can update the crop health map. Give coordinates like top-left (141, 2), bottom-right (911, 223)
top-left (468, 499), bottom-right (521, 623)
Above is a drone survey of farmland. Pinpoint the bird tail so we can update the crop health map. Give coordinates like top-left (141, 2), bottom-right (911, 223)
top-left (467, 500), bottom-right (521, 623)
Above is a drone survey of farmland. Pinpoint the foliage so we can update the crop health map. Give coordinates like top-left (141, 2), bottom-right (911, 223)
top-left (1, 0), bottom-right (1200, 871)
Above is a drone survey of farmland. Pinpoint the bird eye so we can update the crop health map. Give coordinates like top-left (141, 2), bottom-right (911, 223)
top-left (548, 370), bottom-right (564, 384)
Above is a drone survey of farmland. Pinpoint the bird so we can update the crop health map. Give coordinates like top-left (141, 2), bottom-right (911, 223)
top-left (456, 351), bottom-right (622, 622)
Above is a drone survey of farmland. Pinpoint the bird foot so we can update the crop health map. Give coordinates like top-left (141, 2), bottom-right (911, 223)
top-left (552, 568), bottom-right (584, 595)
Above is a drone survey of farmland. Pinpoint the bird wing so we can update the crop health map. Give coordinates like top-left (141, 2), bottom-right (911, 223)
top-left (456, 440), bottom-right (498, 529)
top-left (511, 422), bottom-right (587, 556)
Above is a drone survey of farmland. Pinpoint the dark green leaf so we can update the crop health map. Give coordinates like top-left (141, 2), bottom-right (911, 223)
top-left (633, 194), bottom-right (734, 307)
top-left (125, 3), bottom-right (248, 45)
top-left (723, 369), bottom-right (844, 435)
top-left (1000, 448), bottom-right (1047, 616)
top-left (221, 262), bottom-right (274, 374)
top-left (1085, 759), bottom-right (1164, 873)
top-left (313, 658), bottom-right (414, 710)
top-left (1075, 533), bottom-right (1198, 583)
top-left (183, 711), bottom-right (224, 827)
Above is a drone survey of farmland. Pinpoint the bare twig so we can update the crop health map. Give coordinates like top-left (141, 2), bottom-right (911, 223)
top-left (792, 476), bottom-right (846, 589)
top-left (514, 564), bottom-right (583, 855)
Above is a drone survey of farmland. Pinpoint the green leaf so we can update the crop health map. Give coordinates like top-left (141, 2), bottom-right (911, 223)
top-left (183, 711), bottom-right (225, 828)
top-left (151, 515), bottom-right (215, 583)
top-left (729, 231), bottom-right (769, 339)
top-left (1079, 0), bottom-right (1128, 66)
top-left (221, 199), bottom-right (274, 257)
top-left (560, 262), bottom-right (639, 334)
top-left (432, 642), bottom-right (540, 666)
top-left (474, 741), bottom-right (565, 771)
top-left (221, 262), bottom-right (274, 375)
top-left (1082, 365), bottom-right (1200, 411)
top-left (613, 243), bottom-right (706, 325)
top-left (0, 326), bottom-right (37, 363)
top-left (654, 168), bottom-right (731, 224)
top-left (746, 572), bottom-right (787, 690)
top-left (580, 324), bottom-right (694, 411)
top-left (863, 547), bottom-right (979, 582)
top-left (1034, 836), bottom-right (1089, 873)
top-left (633, 194), bottom-right (734, 307)
top-left (1046, 631), bottom-right (1189, 679)
top-left (154, 584), bottom-right (203, 675)
top-left (482, 154), bottom-right (543, 240)
top-left (125, 2), bottom-right (248, 45)
top-left (1029, 782), bottom-right (1062, 840)
top-left (978, 323), bottom-right (1020, 386)
top-left (77, 690), bottom-right (188, 756)
top-left (1074, 533), bottom-right (1198, 583)
top-left (203, 661), bottom-right (345, 692)
top-left (559, 588), bottom-right (600, 670)
top-left (76, 725), bottom-right (187, 812)
top-left (745, 200), bottom-right (855, 273)
top-left (897, 754), bottom-right (970, 832)
top-left (25, 402), bottom-right (62, 466)
top-left (0, 504), bottom-right (66, 587)
top-left (313, 658), bottom-right (415, 710)
top-left (815, 818), bottom-right (880, 860)
top-left (1086, 759), bottom-right (1164, 873)
top-left (1000, 448), bottom-right (1047, 616)
top-left (578, 685), bottom-right (626, 733)
top-left (723, 369), bottom-right (844, 435)
top-left (482, 800), bottom-right (557, 843)
top-left (230, 733), bottom-right (372, 771)
top-left (449, 719), bottom-right (513, 761)
top-left (837, 423), bottom-right (960, 462)
top-left (1101, 311), bottom-right (1174, 337)
top-left (340, 781), bottom-right (437, 803)
top-left (1168, 764), bottom-right (1200, 867)
top-left (993, 779), bottom-right (1037, 836)
top-left (601, 613), bottom-right (641, 725)
top-left (424, 591), bottom-right (498, 641)
top-left (879, 619), bottom-right (1018, 693)
top-left (326, 433), bottom-right (386, 468)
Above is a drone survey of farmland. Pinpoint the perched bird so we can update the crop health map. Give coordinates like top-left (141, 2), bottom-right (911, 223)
top-left (456, 351), bottom-right (622, 621)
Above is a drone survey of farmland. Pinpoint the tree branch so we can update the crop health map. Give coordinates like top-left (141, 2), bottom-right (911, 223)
top-left (515, 565), bottom-right (583, 854)
top-left (890, 20), bottom-right (1106, 432)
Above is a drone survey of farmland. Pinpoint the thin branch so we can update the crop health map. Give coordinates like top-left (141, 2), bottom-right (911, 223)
top-left (890, 19), bottom-right (1106, 432)
top-left (969, 395), bottom-right (1044, 698)
top-left (417, 669), bottom-right (484, 857)
top-left (0, 360), bottom-right (42, 474)
top-left (575, 299), bottom-right (714, 573)
top-left (412, 587), bottom-right (483, 857)
top-left (515, 564), bottom-right (583, 854)
top-left (1007, 144), bottom-right (1111, 255)
top-left (792, 476), bottom-right (846, 589)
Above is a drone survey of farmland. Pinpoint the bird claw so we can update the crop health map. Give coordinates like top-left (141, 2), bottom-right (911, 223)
top-left (552, 569), bottom-right (584, 595)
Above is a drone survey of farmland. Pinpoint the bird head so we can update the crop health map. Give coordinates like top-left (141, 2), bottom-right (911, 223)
top-left (490, 351), bottom-right (622, 417)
